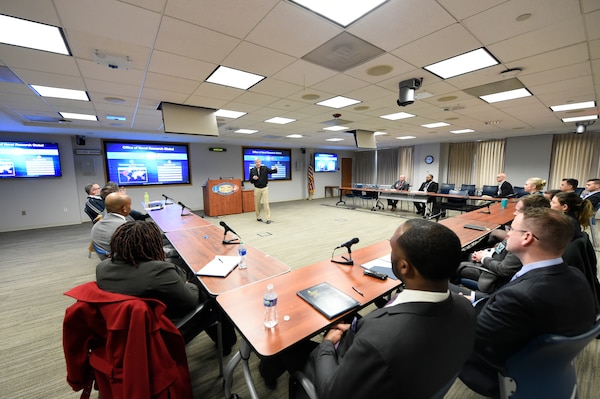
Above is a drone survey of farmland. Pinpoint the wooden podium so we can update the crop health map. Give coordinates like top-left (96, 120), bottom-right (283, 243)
top-left (202, 179), bottom-right (243, 216)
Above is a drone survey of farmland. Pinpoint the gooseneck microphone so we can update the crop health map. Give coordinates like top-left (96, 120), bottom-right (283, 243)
top-left (220, 221), bottom-right (241, 244)
top-left (335, 237), bottom-right (359, 249)
top-left (178, 201), bottom-right (192, 216)
top-left (162, 194), bottom-right (174, 204)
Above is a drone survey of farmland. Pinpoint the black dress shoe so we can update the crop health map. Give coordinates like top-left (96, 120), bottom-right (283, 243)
top-left (257, 218), bottom-right (263, 222)
top-left (266, 220), bottom-right (272, 224)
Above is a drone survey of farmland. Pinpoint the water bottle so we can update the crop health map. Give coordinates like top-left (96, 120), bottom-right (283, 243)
top-left (144, 192), bottom-right (150, 206)
top-left (263, 284), bottom-right (278, 328)
top-left (238, 241), bottom-right (247, 269)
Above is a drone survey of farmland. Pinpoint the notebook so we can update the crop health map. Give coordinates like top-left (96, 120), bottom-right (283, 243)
top-left (196, 255), bottom-right (240, 277)
top-left (297, 282), bottom-right (360, 319)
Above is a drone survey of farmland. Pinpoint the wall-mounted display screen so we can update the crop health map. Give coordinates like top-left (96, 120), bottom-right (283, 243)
top-left (314, 152), bottom-right (338, 172)
top-left (242, 147), bottom-right (291, 181)
top-left (0, 141), bottom-right (62, 178)
top-left (103, 141), bottom-right (191, 186)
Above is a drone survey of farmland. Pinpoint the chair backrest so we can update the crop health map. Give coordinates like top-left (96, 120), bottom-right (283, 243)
top-left (460, 184), bottom-right (476, 196)
top-left (574, 187), bottom-right (585, 196)
top-left (498, 317), bottom-right (600, 399)
top-left (512, 186), bottom-right (527, 198)
top-left (440, 183), bottom-right (455, 194)
top-left (481, 185), bottom-right (497, 196)
top-left (448, 190), bottom-right (468, 203)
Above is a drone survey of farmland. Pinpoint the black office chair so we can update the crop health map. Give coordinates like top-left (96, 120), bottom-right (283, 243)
top-left (512, 186), bottom-right (527, 198)
top-left (439, 183), bottom-right (455, 194)
top-left (440, 189), bottom-right (470, 214)
top-left (460, 184), bottom-right (476, 196)
top-left (481, 185), bottom-right (498, 197)
top-left (497, 316), bottom-right (600, 399)
top-left (574, 187), bottom-right (585, 196)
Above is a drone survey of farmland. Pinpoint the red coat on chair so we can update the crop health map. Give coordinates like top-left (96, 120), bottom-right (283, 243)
top-left (62, 282), bottom-right (193, 399)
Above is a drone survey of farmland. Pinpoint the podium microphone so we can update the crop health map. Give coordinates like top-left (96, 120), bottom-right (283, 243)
top-left (162, 194), bottom-right (174, 204)
top-left (220, 221), bottom-right (240, 244)
top-left (335, 237), bottom-right (359, 249)
top-left (178, 201), bottom-right (192, 216)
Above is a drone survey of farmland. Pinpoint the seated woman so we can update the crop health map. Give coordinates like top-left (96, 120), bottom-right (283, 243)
top-left (523, 177), bottom-right (546, 196)
top-left (550, 191), bottom-right (594, 238)
top-left (96, 220), bottom-right (236, 352)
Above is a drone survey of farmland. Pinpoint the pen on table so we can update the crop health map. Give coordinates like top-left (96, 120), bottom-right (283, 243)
top-left (352, 286), bottom-right (364, 297)
top-left (217, 257), bottom-right (223, 263)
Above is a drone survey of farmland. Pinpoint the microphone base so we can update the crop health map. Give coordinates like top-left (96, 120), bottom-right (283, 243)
top-left (331, 259), bottom-right (354, 266)
top-left (222, 239), bottom-right (240, 245)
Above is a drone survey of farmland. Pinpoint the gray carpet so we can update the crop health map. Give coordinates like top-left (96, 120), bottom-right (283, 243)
top-left (0, 197), bottom-right (597, 398)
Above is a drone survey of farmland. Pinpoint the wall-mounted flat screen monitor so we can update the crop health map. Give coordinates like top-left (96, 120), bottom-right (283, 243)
top-left (103, 140), bottom-right (191, 186)
top-left (314, 152), bottom-right (338, 172)
top-left (0, 141), bottom-right (62, 178)
top-left (242, 147), bottom-right (292, 181)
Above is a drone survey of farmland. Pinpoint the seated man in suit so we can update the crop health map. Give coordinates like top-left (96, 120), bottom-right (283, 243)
top-left (83, 182), bottom-right (103, 221)
top-left (459, 207), bottom-right (596, 397)
top-left (494, 173), bottom-right (513, 197)
top-left (559, 177), bottom-right (578, 193)
top-left (91, 192), bottom-right (132, 256)
top-left (582, 178), bottom-right (600, 209)
top-left (261, 219), bottom-right (476, 397)
top-left (414, 173), bottom-right (439, 216)
top-left (387, 174), bottom-right (409, 210)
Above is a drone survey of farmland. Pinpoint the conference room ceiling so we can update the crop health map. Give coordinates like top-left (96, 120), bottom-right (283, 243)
top-left (0, 0), bottom-right (599, 150)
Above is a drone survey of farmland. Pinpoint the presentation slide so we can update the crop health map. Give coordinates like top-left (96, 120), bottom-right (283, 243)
top-left (104, 141), bottom-right (190, 186)
top-left (242, 147), bottom-right (292, 181)
top-left (0, 141), bottom-right (62, 178)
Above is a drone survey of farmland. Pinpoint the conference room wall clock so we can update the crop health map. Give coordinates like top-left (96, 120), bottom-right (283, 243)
top-left (424, 155), bottom-right (434, 164)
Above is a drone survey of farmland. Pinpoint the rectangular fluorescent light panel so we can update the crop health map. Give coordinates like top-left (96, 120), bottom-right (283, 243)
top-left (397, 136), bottom-right (416, 140)
top-left (60, 112), bottom-right (98, 121)
top-left (323, 125), bottom-right (349, 131)
top-left (422, 122), bottom-right (450, 128)
top-left (480, 88), bottom-right (531, 103)
top-left (0, 14), bottom-right (70, 55)
top-left (235, 129), bottom-right (258, 134)
top-left (450, 129), bottom-right (474, 134)
top-left (424, 48), bottom-right (498, 79)
top-left (106, 115), bottom-right (126, 121)
top-left (326, 138), bottom-right (344, 142)
top-left (286, 134), bottom-right (303, 138)
top-left (550, 101), bottom-right (596, 112)
top-left (205, 66), bottom-right (265, 90)
top-left (290, 0), bottom-right (388, 27)
top-left (316, 96), bottom-right (361, 109)
top-left (215, 109), bottom-right (247, 118)
top-left (562, 115), bottom-right (598, 123)
top-left (31, 85), bottom-right (89, 101)
top-left (265, 117), bottom-right (295, 124)
top-left (380, 112), bottom-right (415, 121)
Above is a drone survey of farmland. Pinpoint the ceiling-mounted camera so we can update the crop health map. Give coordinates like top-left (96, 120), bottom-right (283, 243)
top-left (397, 78), bottom-right (423, 107)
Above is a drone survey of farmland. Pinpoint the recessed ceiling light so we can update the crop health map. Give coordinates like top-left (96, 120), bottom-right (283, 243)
top-left (550, 101), bottom-right (596, 112)
top-left (215, 109), bottom-right (247, 119)
top-left (562, 115), bottom-right (598, 123)
top-left (235, 129), bottom-right (258, 134)
top-left (106, 115), bottom-right (126, 121)
top-left (323, 125), bottom-right (349, 131)
top-left (265, 117), bottom-right (295, 124)
top-left (367, 65), bottom-right (393, 76)
top-left (104, 96), bottom-right (126, 103)
top-left (205, 66), bottom-right (265, 90)
top-left (396, 136), bottom-right (416, 140)
top-left (422, 122), bottom-right (450, 128)
top-left (374, 131), bottom-right (387, 136)
top-left (450, 129), bottom-right (474, 134)
top-left (316, 96), bottom-right (361, 109)
top-left (326, 138), bottom-right (344, 142)
top-left (380, 112), bottom-right (415, 121)
top-left (0, 14), bottom-right (70, 55)
top-left (480, 88), bottom-right (531, 103)
top-left (31, 85), bottom-right (89, 101)
top-left (290, 0), bottom-right (388, 27)
top-left (59, 112), bottom-right (98, 121)
top-left (286, 134), bottom-right (303, 138)
top-left (424, 48), bottom-right (498, 79)
top-left (302, 93), bottom-right (320, 100)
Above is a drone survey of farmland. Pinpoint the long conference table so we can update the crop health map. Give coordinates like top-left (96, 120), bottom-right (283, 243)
top-left (147, 198), bottom-right (517, 399)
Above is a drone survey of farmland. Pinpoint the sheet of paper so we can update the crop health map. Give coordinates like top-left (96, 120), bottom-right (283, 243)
top-left (361, 254), bottom-right (398, 280)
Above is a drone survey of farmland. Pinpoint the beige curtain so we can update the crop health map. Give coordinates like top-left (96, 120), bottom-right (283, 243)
top-left (476, 140), bottom-right (506, 189)
top-left (398, 146), bottom-right (414, 188)
top-left (447, 142), bottom-right (476, 187)
top-left (353, 150), bottom-right (376, 184)
top-left (549, 134), bottom-right (600, 189)
top-left (376, 148), bottom-right (399, 185)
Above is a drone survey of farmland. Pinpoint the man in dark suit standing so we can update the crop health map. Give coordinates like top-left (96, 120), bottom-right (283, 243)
top-left (276, 219), bottom-right (476, 398)
top-left (250, 158), bottom-right (277, 224)
top-left (459, 207), bottom-right (596, 397)
top-left (495, 172), bottom-right (514, 197)
top-left (414, 173), bottom-right (439, 216)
